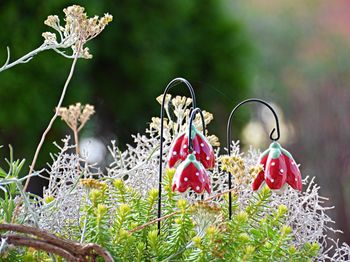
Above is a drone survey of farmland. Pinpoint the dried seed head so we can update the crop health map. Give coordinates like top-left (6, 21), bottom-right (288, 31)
top-left (57, 103), bottom-right (95, 132)
top-left (43, 5), bottom-right (113, 59)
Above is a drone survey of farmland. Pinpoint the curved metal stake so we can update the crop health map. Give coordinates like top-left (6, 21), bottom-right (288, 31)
top-left (188, 107), bottom-right (206, 201)
top-left (226, 98), bottom-right (281, 219)
top-left (188, 108), bottom-right (206, 152)
top-left (158, 78), bottom-right (197, 234)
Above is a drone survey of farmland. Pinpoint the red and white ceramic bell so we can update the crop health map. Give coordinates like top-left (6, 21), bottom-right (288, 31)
top-left (252, 142), bottom-right (302, 192)
top-left (167, 125), bottom-right (215, 169)
top-left (172, 154), bottom-right (211, 194)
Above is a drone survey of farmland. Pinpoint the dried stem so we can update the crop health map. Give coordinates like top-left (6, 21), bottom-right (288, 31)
top-left (24, 40), bottom-right (82, 191)
top-left (0, 224), bottom-right (81, 250)
top-left (129, 187), bottom-right (237, 233)
top-left (129, 211), bottom-right (179, 233)
top-left (73, 128), bottom-right (80, 155)
top-left (0, 45), bottom-right (50, 73)
top-left (10, 41), bottom-right (83, 224)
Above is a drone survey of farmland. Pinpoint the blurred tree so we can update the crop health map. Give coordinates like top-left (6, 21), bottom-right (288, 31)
top-left (0, 0), bottom-right (252, 171)
top-left (90, 0), bottom-right (252, 145)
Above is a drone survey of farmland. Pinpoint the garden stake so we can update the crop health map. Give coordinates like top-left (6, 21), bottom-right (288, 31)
top-left (171, 108), bottom-right (213, 195)
top-left (226, 98), bottom-right (280, 219)
top-left (158, 77), bottom-right (197, 234)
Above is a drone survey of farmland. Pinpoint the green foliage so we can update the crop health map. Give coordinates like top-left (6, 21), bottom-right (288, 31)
top-left (0, 163), bottom-right (322, 261)
top-left (0, 146), bottom-right (26, 224)
top-left (44, 179), bottom-right (317, 261)
top-left (184, 186), bottom-right (320, 261)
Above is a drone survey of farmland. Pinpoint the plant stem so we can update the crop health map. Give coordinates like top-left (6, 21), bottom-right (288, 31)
top-left (23, 45), bottom-right (80, 191)
top-left (0, 45), bottom-right (49, 73)
top-left (73, 128), bottom-right (80, 155)
top-left (129, 187), bottom-right (237, 233)
top-left (11, 42), bottom-right (82, 224)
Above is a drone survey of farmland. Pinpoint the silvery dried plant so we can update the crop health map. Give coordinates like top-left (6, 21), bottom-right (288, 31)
top-left (105, 94), bottom-right (349, 260)
top-left (29, 94), bottom-right (350, 260)
top-left (32, 136), bottom-right (103, 239)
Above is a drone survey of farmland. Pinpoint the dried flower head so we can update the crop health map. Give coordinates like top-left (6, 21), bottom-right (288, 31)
top-left (42, 5), bottom-right (113, 59)
top-left (190, 202), bottom-right (222, 235)
top-left (220, 155), bottom-right (249, 185)
top-left (156, 94), bottom-right (172, 106)
top-left (41, 32), bottom-right (57, 45)
top-left (207, 135), bottom-right (220, 147)
top-left (57, 103), bottom-right (95, 132)
top-left (80, 178), bottom-right (107, 190)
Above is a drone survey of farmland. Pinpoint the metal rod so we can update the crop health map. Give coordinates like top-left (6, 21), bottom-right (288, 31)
top-left (188, 108), bottom-right (206, 152)
top-left (226, 98), bottom-right (280, 219)
top-left (158, 77), bottom-right (196, 234)
top-left (188, 107), bottom-right (206, 201)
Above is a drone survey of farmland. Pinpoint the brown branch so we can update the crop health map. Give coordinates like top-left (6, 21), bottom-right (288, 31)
top-left (81, 243), bottom-right (114, 262)
top-left (0, 223), bottom-right (114, 261)
top-left (203, 187), bottom-right (236, 202)
top-left (129, 211), bottom-right (178, 233)
top-left (2, 234), bottom-right (78, 262)
top-left (0, 224), bottom-right (81, 252)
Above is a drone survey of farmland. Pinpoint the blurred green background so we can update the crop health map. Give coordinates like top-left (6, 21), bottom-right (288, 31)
top-left (0, 0), bottom-right (349, 243)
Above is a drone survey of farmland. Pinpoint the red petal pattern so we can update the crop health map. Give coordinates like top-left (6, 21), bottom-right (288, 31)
top-left (179, 133), bottom-right (215, 169)
top-left (172, 154), bottom-right (211, 194)
top-left (167, 129), bottom-right (215, 169)
top-left (252, 171), bottom-right (265, 191)
top-left (264, 154), bottom-right (287, 190)
top-left (252, 154), bottom-right (268, 191)
top-left (168, 133), bottom-right (185, 168)
top-left (284, 154), bottom-right (302, 191)
top-left (252, 142), bottom-right (302, 192)
top-left (168, 126), bottom-right (215, 195)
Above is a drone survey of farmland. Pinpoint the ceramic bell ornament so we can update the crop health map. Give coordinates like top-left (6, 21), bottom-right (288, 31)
top-left (252, 142), bottom-right (302, 192)
top-left (168, 108), bottom-right (215, 194)
top-left (172, 153), bottom-right (211, 194)
top-left (167, 125), bottom-right (215, 169)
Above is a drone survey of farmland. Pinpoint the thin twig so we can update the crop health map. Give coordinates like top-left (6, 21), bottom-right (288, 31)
top-left (0, 45), bottom-right (49, 73)
top-left (24, 40), bottom-right (82, 191)
top-left (129, 211), bottom-right (179, 233)
top-left (11, 41), bottom-right (83, 223)
top-left (73, 129), bottom-right (80, 155)
top-left (129, 187), bottom-right (237, 233)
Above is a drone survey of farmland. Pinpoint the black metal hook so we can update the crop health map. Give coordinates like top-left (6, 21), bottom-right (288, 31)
top-left (188, 108), bottom-right (206, 202)
top-left (188, 108), bottom-right (206, 152)
top-left (226, 98), bottom-right (281, 219)
top-left (158, 77), bottom-right (197, 234)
